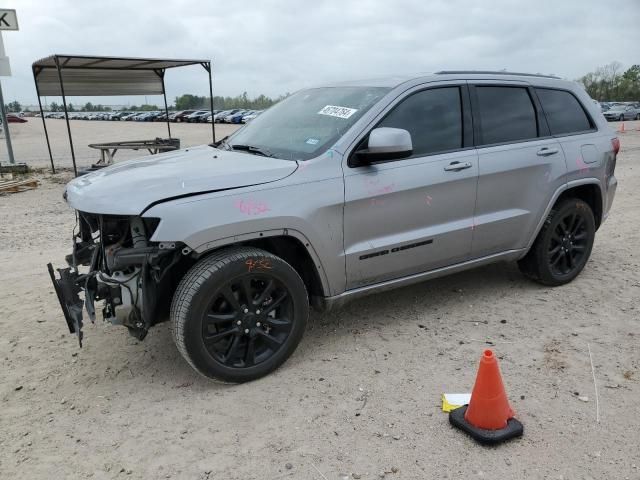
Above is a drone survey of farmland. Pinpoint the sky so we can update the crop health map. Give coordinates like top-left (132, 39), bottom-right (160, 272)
top-left (1, 0), bottom-right (639, 108)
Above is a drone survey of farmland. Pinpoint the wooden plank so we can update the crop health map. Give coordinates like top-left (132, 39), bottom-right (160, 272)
top-left (0, 178), bottom-right (39, 193)
top-left (0, 180), bottom-right (38, 188)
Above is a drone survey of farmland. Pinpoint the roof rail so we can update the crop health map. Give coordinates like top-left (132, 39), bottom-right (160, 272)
top-left (435, 70), bottom-right (560, 79)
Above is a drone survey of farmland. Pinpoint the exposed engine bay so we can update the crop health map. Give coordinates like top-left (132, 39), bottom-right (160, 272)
top-left (48, 212), bottom-right (187, 346)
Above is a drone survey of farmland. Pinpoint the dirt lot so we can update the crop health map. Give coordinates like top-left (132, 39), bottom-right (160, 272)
top-left (0, 118), bottom-right (240, 169)
top-left (1, 121), bottom-right (639, 479)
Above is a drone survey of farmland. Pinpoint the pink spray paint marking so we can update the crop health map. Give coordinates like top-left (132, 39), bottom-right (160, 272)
top-left (234, 199), bottom-right (270, 216)
top-left (363, 178), bottom-right (396, 206)
top-left (576, 156), bottom-right (589, 174)
top-left (425, 195), bottom-right (433, 206)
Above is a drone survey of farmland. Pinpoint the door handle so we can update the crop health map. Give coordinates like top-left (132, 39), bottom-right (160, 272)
top-left (537, 147), bottom-right (559, 157)
top-left (444, 161), bottom-right (472, 172)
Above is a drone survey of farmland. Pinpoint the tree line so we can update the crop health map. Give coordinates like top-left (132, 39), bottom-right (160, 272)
top-left (13, 102), bottom-right (115, 112)
top-left (7, 64), bottom-right (636, 113)
top-left (173, 91), bottom-right (287, 111)
top-left (579, 63), bottom-right (640, 102)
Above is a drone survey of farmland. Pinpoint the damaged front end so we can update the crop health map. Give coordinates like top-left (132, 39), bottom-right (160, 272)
top-left (48, 212), bottom-right (186, 346)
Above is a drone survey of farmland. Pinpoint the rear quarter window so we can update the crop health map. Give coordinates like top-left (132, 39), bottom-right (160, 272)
top-left (535, 88), bottom-right (593, 135)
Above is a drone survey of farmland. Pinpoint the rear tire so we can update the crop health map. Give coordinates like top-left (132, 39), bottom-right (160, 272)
top-left (171, 247), bottom-right (309, 383)
top-left (518, 199), bottom-right (595, 286)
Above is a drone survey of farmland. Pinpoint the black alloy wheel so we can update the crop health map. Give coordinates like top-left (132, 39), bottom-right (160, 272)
top-left (202, 274), bottom-right (293, 368)
top-left (171, 247), bottom-right (309, 382)
top-left (518, 198), bottom-right (595, 286)
top-left (547, 210), bottom-right (589, 277)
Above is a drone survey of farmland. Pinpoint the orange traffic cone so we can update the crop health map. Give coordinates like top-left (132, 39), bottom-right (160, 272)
top-left (449, 349), bottom-right (523, 444)
top-left (618, 122), bottom-right (626, 134)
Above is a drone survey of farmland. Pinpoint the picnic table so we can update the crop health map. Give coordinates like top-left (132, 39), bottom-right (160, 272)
top-left (88, 138), bottom-right (180, 166)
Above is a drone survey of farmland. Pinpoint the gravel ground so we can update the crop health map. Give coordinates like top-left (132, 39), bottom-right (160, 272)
top-left (0, 121), bottom-right (639, 479)
top-left (0, 118), bottom-right (240, 169)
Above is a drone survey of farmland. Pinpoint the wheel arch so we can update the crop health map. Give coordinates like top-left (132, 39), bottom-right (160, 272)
top-left (555, 182), bottom-right (603, 230)
top-left (192, 229), bottom-right (331, 307)
top-left (524, 179), bottom-right (604, 256)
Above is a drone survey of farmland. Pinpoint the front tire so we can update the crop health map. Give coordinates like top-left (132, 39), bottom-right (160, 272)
top-left (171, 247), bottom-right (309, 383)
top-left (518, 199), bottom-right (595, 286)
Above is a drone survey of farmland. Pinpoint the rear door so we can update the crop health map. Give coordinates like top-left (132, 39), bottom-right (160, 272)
top-left (469, 83), bottom-right (567, 258)
top-left (534, 87), bottom-right (600, 186)
top-left (343, 83), bottom-right (478, 289)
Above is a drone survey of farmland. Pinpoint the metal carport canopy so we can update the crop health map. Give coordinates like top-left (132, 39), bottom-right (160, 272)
top-left (32, 54), bottom-right (215, 175)
top-left (32, 54), bottom-right (209, 96)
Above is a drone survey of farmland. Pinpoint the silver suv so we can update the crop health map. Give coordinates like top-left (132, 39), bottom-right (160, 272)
top-left (49, 71), bottom-right (619, 382)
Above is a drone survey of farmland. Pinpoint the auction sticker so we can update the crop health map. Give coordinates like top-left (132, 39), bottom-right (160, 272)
top-left (318, 105), bottom-right (358, 119)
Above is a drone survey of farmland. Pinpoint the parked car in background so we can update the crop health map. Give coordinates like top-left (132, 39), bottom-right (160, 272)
top-left (227, 110), bottom-right (253, 124)
top-left (186, 110), bottom-right (210, 123)
top-left (241, 110), bottom-right (263, 123)
top-left (110, 111), bottom-right (130, 121)
top-left (603, 104), bottom-right (639, 121)
top-left (173, 110), bottom-right (196, 122)
top-left (214, 109), bottom-right (240, 122)
top-left (222, 110), bottom-right (247, 123)
top-left (132, 112), bottom-right (150, 121)
top-left (5, 114), bottom-right (27, 123)
top-left (144, 112), bottom-right (163, 121)
top-left (213, 110), bottom-right (230, 122)
top-left (155, 112), bottom-right (173, 122)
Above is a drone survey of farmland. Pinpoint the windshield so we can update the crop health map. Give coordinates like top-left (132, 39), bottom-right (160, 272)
top-left (223, 86), bottom-right (390, 160)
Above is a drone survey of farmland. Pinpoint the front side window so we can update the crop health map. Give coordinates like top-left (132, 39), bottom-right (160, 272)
top-left (225, 86), bottom-right (390, 161)
top-left (476, 86), bottom-right (538, 145)
top-left (377, 87), bottom-right (463, 156)
top-left (536, 88), bottom-right (592, 135)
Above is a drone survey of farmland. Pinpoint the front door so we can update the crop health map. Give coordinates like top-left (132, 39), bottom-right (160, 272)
top-left (343, 84), bottom-right (478, 289)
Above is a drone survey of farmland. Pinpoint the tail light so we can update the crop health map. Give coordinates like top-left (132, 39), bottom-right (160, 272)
top-left (612, 137), bottom-right (620, 156)
top-left (607, 137), bottom-right (619, 179)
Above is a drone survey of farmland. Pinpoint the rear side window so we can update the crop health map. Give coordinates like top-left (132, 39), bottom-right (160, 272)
top-left (536, 88), bottom-right (592, 135)
top-left (377, 87), bottom-right (462, 156)
top-left (476, 86), bottom-right (538, 145)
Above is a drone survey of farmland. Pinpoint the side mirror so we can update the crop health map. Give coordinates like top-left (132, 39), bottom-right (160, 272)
top-left (352, 127), bottom-right (413, 166)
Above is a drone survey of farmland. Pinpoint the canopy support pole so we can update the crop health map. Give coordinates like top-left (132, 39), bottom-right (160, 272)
top-left (157, 69), bottom-right (171, 139)
top-left (54, 56), bottom-right (78, 176)
top-left (32, 66), bottom-right (56, 173)
top-left (202, 62), bottom-right (215, 143)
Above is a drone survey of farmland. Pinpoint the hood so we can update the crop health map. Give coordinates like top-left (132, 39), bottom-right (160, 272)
top-left (65, 145), bottom-right (297, 215)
